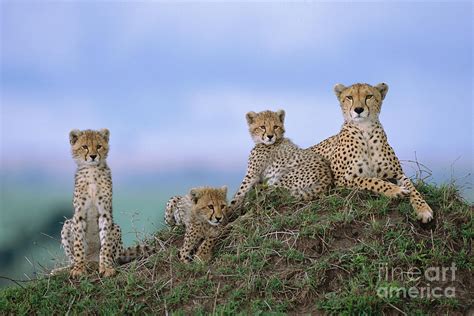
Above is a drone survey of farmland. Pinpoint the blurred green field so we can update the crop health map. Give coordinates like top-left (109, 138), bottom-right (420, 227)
top-left (0, 170), bottom-right (241, 287)
top-left (0, 183), bottom-right (178, 287)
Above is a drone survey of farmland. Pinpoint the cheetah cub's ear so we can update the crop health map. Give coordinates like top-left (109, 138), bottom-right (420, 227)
top-left (334, 84), bottom-right (347, 99)
top-left (246, 111), bottom-right (257, 125)
top-left (374, 83), bottom-right (389, 100)
top-left (276, 109), bottom-right (285, 123)
top-left (99, 128), bottom-right (110, 143)
top-left (190, 188), bottom-right (202, 204)
top-left (220, 185), bottom-right (228, 196)
top-left (69, 129), bottom-right (82, 145)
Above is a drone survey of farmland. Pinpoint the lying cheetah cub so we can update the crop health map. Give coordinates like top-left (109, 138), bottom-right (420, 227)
top-left (230, 110), bottom-right (333, 211)
top-left (165, 186), bottom-right (228, 263)
top-left (61, 129), bottom-right (121, 277)
top-left (310, 83), bottom-right (433, 223)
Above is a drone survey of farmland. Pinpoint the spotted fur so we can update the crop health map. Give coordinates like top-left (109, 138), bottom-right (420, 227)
top-left (310, 83), bottom-right (433, 223)
top-left (60, 129), bottom-right (119, 277)
top-left (230, 110), bottom-right (333, 212)
top-left (165, 186), bottom-right (228, 263)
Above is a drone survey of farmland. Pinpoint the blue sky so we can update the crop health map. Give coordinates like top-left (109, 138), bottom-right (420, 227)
top-left (1, 2), bottom-right (473, 196)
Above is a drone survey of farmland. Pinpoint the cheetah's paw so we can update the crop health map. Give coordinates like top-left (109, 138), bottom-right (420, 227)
top-left (179, 252), bottom-right (193, 264)
top-left (398, 186), bottom-right (410, 197)
top-left (387, 185), bottom-right (410, 198)
top-left (99, 266), bottom-right (117, 277)
top-left (417, 206), bottom-right (433, 223)
top-left (70, 265), bottom-right (86, 278)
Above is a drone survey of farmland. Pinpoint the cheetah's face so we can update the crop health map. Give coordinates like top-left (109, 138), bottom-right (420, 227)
top-left (190, 186), bottom-right (228, 226)
top-left (69, 129), bottom-right (110, 166)
top-left (246, 110), bottom-right (285, 145)
top-left (334, 83), bottom-right (389, 123)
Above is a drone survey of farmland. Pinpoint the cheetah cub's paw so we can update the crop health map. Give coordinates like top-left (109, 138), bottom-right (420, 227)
top-left (99, 266), bottom-right (117, 277)
top-left (179, 252), bottom-right (193, 264)
top-left (195, 252), bottom-right (212, 263)
top-left (70, 265), bottom-right (86, 278)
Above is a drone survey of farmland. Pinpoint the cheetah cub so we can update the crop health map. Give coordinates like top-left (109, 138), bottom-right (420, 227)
top-left (61, 129), bottom-right (122, 278)
top-left (165, 186), bottom-right (228, 263)
top-left (310, 83), bottom-right (433, 223)
top-left (230, 110), bottom-right (333, 212)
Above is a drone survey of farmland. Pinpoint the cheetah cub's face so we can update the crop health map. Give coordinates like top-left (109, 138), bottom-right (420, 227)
top-left (246, 110), bottom-right (285, 145)
top-left (190, 186), bottom-right (228, 226)
top-left (69, 129), bottom-right (110, 166)
top-left (334, 83), bottom-right (389, 123)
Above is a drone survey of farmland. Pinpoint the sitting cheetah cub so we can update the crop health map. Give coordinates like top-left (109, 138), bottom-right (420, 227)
top-left (61, 129), bottom-right (123, 278)
top-left (230, 110), bottom-right (333, 212)
top-left (310, 83), bottom-right (433, 223)
top-left (165, 186), bottom-right (228, 263)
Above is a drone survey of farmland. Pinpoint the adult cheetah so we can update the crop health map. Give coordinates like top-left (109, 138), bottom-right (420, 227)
top-left (310, 83), bottom-right (433, 223)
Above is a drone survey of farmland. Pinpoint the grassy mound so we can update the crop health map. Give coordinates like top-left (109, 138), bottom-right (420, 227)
top-left (1, 183), bottom-right (473, 314)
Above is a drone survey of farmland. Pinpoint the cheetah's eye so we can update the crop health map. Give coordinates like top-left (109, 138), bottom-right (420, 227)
top-left (346, 96), bottom-right (353, 101)
top-left (366, 95), bottom-right (373, 100)
top-left (97, 145), bottom-right (102, 149)
top-left (82, 145), bottom-right (88, 150)
top-left (260, 126), bottom-right (266, 130)
top-left (208, 205), bottom-right (214, 210)
top-left (274, 126), bottom-right (279, 130)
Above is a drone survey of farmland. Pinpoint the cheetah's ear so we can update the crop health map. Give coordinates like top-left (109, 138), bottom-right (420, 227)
top-left (246, 111), bottom-right (257, 125)
top-left (220, 185), bottom-right (228, 196)
top-left (69, 129), bottom-right (82, 145)
top-left (374, 83), bottom-right (389, 100)
top-left (190, 188), bottom-right (201, 204)
top-left (99, 128), bottom-right (110, 143)
top-left (334, 84), bottom-right (346, 99)
top-left (276, 110), bottom-right (285, 124)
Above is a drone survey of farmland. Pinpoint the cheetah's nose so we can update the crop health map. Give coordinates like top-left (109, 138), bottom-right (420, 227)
top-left (267, 135), bottom-right (274, 140)
top-left (215, 216), bottom-right (222, 222)
top-left (354, 107), bottom-right (364, 114)
top-left (90, 155), bottom-right (97, 161)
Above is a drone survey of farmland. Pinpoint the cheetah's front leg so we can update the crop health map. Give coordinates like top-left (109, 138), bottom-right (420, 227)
top-left (97, 200), bottom-right (116, 277)
top-left (179, 228), bottom-right (198, 263)
top-left (230, 148), bottom-right (268, 215)
top-left (195, 236), bottom-right (218, 263)
top-left (398, 175), bottom-right (433, 223)
top-left (345, 176), bottom-right (410, 198)
top-left (230, 167), bottom-right (262, 215)
top-left (70, 210), bottom-right (87, 278)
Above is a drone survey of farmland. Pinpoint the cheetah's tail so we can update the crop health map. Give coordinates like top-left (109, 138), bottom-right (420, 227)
top-left (164, 195), bottom-right (182, 226)
top-left (117, 243), bottom-right (155, 265)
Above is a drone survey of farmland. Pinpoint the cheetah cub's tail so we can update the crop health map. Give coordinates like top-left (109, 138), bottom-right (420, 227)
top-left (117, 243), bottom-right (155, 265)
top-left (164, 195), bottom-right (183, 226)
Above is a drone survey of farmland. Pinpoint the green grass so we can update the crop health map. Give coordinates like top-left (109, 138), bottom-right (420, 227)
top-left (1, 183), bottom-right (472, 314)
